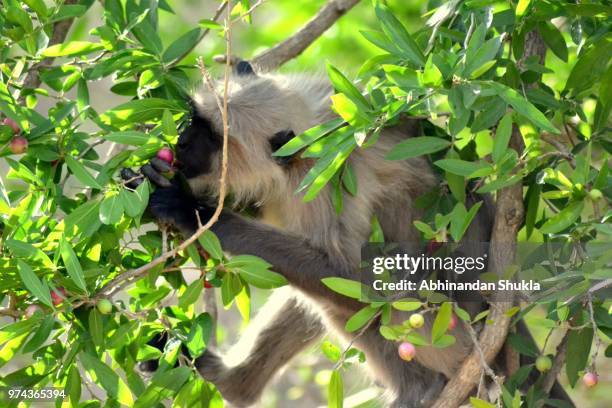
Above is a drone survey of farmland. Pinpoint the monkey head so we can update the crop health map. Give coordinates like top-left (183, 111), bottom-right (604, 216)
top-left (176, 62), bottom-right (331, 204)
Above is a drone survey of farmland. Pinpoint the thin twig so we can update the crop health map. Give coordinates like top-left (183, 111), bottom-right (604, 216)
top-left (231, 0), bottom-right (267, 24)
top-left (587, 293), bottom-right (602, 371)
top-left (333, 310), bottom-right (381, 370)
top-left (543, 330), bottom-right (569, 393)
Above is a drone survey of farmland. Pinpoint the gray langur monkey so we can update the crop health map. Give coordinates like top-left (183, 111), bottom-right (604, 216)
top-left (123, 61), bottom-right (571, 407)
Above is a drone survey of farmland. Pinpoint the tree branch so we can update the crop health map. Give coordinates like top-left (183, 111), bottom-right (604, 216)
top-left (250, 0), bottom-right (361, 71)
top-left (432, 31), bottom-right (548, 408)
top-left (19, 0), bottom-right (79, 99)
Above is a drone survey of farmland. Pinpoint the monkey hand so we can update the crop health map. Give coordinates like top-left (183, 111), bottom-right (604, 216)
top-left (120, 158), bottom-right (214, 234)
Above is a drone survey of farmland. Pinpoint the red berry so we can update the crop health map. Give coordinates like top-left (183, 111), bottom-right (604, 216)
top-left (448, 314), bottom-right (458, 330)
top-left (51, 288), bottom-right (66, 306)
top-left (398, 342), bottom-right (416, 361)
top-left (3, 118), bottom-right (20, 134)
top-left (204, 281), bottom-right (213, 289)
top-left (156, 147), bottom-right (174, 164)
top-left (9, 136), bottom-right (28, 154)
top-left (25, 304), bottom-right (43, 318)
top-left (583, 372), bottom-right (598, 388)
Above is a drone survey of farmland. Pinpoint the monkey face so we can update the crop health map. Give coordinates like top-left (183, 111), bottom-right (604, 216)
top-left (182, 70), bottom-right (322, 203)
top-left (176, 113), bottom-right (221, 179)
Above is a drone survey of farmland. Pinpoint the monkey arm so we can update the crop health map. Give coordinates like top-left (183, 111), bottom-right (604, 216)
top-left (209, 212), bottom-right (362, 306)
top-left (124, 165), bottom-right (363, 308)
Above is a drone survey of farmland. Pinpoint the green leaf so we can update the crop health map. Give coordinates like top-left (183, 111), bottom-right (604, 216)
top-left (434, 159), bottom-right (490, 178)
top-left (375, 3), bottom-right (425, 66)
top-left (450, 201), bottom-right (482, 242)
top-left (463, 36), bottom-right (503, 78)
top-left (17, 261), bottom-right (53, 308)
top-left (273, 119), bottom-right (344, 157)
top-left (22, 314), bottom-right (54, 353)
top-left (103, 131), bottom-right (151, 146)
top-left (134, 366), bottom-right (191, 408)
top-left (326, 63), bottom-right (371, 111)
top-left (42, 41), bottom-right (105, 57)
top-left (540, 201), bottom-right (584, 234)
top-left (470, 397), bottom-right (496, 408)
top-left (303, 137), bottom-right (356, 201)
top-left (433, 334), bottom-right (456, 348)
top-left (179, 280), bottom-right (204, 309)
top-left (5, 239), bottom-right (53, 268)
top-left (100, 98), bottom-right (185, 126)
top-left (60, 238), bottom-right (88, 293)
top-left (566, 328), bottom-right (593, 386)
top-left (321, 340), bottom-right (342, 362)
top-left (224, 256), bottom-right (285, 289)
top-left (163, 28), bottom-right (202, 64)
top-left (64, 200), bottom-right (102, 237)
top-left (65, 156), bottom-right (102, 189)
top-left (391, 300), bottom-right (422, 311)
top-left (492, 113), bottom-right (513, 164)
top-left (538, 22), bottom-right (568, 62)
top-left (322, 277), bottom-right (363, 300)
top-left (328, 370), bottom-right (344, 408)
top-left (99, 192), bottom-right (124, 225)
top-left (471, 98), bottom-right (507, 133)
top-left (345, 305), bottom-right (379, 332)
top-left (525, 184), bottom-right (541, 238)
top-left (507, 333), bottom-right (539, 358)
top-left (386, 137), bottom-right (450, 160)
top-left (88, 309), bottom-right (104, 347)
top-left (341, 163), bottom-right (358, 196)
top-left (185, 313), bottom-right (212, 358)
top-left (120, 189), bottom-right (145, 218)
top-left (516, 0), bottom-right (531, 17)
top-left (431, 302), bottom-right (452, 342)
top-left (235, 264), bottom-right (287, 289)
top-left (487, 82), bottom-right (558, 134)
top-left (80, 353), bottom-right (134, 406)
top-left (198, 230), bottom-right (223, 260)
top-left (199, 19), bottom-right (223, 30)
top-left (221, 273), bottom-right (242, 306)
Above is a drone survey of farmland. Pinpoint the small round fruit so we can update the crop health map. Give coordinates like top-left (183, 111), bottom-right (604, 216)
top-left (24, 304), bottom-right (43, 318)
top-left (589, 189), bottom-right (603, 201)
top-left (2, 118), bottom-right (20, 134)
top-left (535, 356), bottom-right (552, 373)
top-left (96, 299), bottom-right (113, 314)
top-left (156, 147), bottom-right (174, 164)
top-left (409, 313), bottom-right (425, 329)
top-left (398, 342), bottom-right (416, 361)
top-left (448, 314), bottom-right (458, 330)
top-left (51, 288), bottom-right (66, 306)
top-left (583, 372), bottom-right (598, 388)
top-left (204, 281), bottom-right (213, 289)
top-left (9, 136), bottom-right (28, 154)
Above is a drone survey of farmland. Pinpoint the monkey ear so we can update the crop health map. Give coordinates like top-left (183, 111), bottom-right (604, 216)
top-left (235, 60), bottom-right (256, 77)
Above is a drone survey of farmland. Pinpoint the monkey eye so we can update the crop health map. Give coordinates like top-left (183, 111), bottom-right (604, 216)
top-left (269, 129), bottom-right (295, 153)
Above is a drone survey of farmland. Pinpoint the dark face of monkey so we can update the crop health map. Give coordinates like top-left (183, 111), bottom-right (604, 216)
top-left (176, 113), bottom-right (221, 179)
